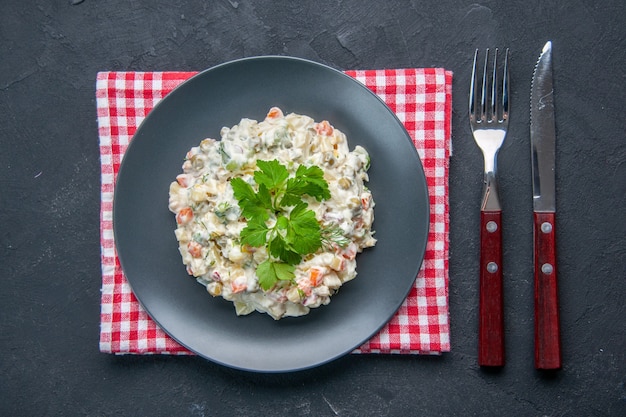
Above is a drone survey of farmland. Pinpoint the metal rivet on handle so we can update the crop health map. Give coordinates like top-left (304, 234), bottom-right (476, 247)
top-left (541, 222), bottom-right (553, 233)
top-left (486, 221), bottom-right (498, 233)
top-left (541, 263), bottom-right (554, 274)
top-left (487, 262), bottom-right (498, 273)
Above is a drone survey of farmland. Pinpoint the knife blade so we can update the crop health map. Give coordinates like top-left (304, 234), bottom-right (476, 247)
top-left (530, 41), bottom-right (561, 370)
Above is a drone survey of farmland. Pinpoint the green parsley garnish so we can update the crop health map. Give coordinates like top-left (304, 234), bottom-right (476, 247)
top-left (230, 160), bottom-right (331, 291)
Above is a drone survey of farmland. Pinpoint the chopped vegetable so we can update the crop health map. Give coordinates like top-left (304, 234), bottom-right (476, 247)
top-left (176, 207), bottom-right (194, 225)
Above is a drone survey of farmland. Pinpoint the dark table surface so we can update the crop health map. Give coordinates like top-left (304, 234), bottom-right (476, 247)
top-left (2, 1), bottom-right (625, 415)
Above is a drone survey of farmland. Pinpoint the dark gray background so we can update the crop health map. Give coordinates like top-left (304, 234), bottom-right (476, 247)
top-left (1, 0), bottom-right (624, 415)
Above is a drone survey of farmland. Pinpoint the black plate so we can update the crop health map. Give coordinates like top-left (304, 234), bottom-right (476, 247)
top-left (113, 56), bottom-right (429, 372)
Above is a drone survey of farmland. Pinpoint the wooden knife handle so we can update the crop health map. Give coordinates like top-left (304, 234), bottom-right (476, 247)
top-left (534, 212), bottom-right (561, 369)
top-left (478, 210), bottom-right (505, 366)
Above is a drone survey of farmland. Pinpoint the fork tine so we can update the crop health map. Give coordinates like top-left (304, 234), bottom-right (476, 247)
top-left (491, 48), bottom-right (499, 122)
top-left (481, 48), bottom-right (489, 123)
top-left (502, 48), bottom-right (510, 122)
top-left (469, 49), bottom-right (479, 120)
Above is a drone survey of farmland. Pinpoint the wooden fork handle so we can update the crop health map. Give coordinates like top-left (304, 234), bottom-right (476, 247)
top-left (534, 212), bottom-right (561, 369)
top-left (478, 210), bottom-right (505, 367)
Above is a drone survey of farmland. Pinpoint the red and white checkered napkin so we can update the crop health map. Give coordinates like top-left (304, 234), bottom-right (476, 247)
top-left (97, 68), bottom-right (452, 356)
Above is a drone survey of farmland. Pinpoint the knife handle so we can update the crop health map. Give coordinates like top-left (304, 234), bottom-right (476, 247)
top-left (534, 212), bottom-right (561, 369)
top-left (478, 210), bottom-right (505, 367)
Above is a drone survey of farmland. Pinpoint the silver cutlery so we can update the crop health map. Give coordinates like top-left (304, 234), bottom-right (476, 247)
top-left (530, 41), bottom-right (561, 370)
top-left (469, 48), bottom-right (510, 367)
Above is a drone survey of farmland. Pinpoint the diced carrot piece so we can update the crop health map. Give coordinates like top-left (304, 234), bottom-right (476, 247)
top-left (187, 241), bottom-right (203, 258)
top-left (176, 174), bottom-right (189, 187)
top-left (341, 243), bottom-right (357, 260)
top-left (361, 195), bottom-right (370, 210)
top-left (315, 120), bottom-right (334, 136)
top-left (176, 207), bottom-right (193, 225)
top-left (231, 276), bottom-right (247, 293)
top-left (266, 107), bottom-right (283, 119)
top-left (309, 267), bottom-right (324, 287)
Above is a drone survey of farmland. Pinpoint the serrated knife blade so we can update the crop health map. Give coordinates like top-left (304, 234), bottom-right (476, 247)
top-left (530, 41), bottom-right (561, 370)
top-left (531, 42), bottom-right (556, 212)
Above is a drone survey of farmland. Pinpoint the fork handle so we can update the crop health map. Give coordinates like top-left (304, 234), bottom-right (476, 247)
top-left (478, 210), bottom-right (505, 367)
top-left (534, 212), bottom-right (561, 369)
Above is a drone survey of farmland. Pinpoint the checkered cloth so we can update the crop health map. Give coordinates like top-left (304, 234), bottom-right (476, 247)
top-left (97, 68), bottom-right (452, 355)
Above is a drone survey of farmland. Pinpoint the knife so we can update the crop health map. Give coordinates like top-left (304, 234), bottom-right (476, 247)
top-left (530, 41), bottom-right (561, 369)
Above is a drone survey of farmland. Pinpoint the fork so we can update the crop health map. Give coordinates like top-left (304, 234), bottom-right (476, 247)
top-left (469, 48), bottom-right (510, 367)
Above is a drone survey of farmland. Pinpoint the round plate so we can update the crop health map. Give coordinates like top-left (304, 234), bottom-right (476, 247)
top-left (113, 56), bottom-right (429, 372)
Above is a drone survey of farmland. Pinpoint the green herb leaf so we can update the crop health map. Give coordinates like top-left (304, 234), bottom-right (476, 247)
top-left (273, 261), bottom-right (296, 281)
top-left (268, 233), bottom-right (302, 265)
top-left (230, 178), bottom-right (270, 221)
top-left (275, 214), bottom-right (289, 230)
top-left (296, 164), bottom-right (331, 198)
top-left (254, 159), bottom-right (289, 191)
top-left (256, 259), bottom-right (295, 291)
top-left (240, 216), bottom-right (269, 247)
top-left (256, 260), bottom-right (275, 290)
top-left (257, 183), bottom-right (272, 209)
top-left (281, 164), bottom-right (330, 206)
top-left (287, 203), bottom-right (322, 255)
top-left (230, 177), bottom-right (254, 201)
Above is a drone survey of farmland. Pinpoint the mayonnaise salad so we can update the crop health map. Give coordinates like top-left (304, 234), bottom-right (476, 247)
top-left (168, 107), bottom-right (376, 319)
